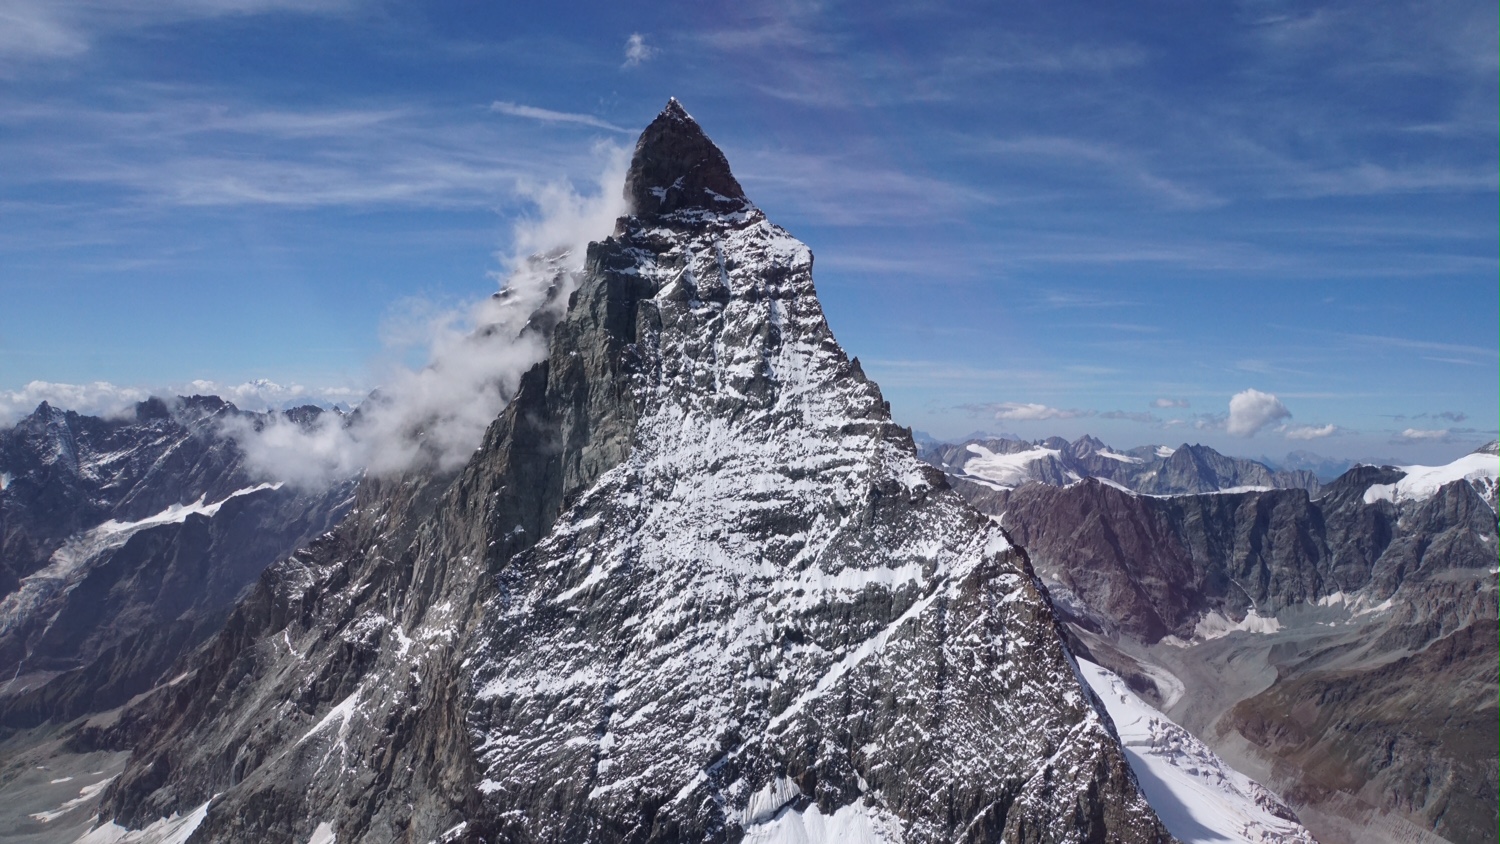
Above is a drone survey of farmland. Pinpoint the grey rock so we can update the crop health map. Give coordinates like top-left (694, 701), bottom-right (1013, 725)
top-left (94, 101), bottom-right (1170, 844)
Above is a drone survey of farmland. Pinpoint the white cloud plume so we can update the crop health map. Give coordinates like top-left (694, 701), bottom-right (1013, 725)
top-left (489, 102), bottom-right (629, 134)
top-left (1285, 423), bottom-right (1337, 440)
top-left (221, 144), bottom-right (630, 486)
top-left (1226, 388), bottom-right (1291, 437)
top-left (623, 33), bottom-right (657, 67)
top-left (1399, 427), bottom-right (1451, 441)
top-left (992, 402), bottom-right (1084, 421)
top-left (1152, 397), bottom-right (1189, 408)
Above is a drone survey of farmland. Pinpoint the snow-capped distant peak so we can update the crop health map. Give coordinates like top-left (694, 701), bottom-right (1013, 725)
top-left (1363, 451), bottom-right (1499, 510)
top-left (960, 443), bottom-right (1061, 488)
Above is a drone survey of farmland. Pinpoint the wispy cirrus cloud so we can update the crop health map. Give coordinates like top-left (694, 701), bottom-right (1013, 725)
top-left (0, 96), bottom-right (628, 212)
top-left (623, 33), bottom-right (657, 67)
top-left (979, 135), bottom-right (1222, 209)
top-left (1285, 423), bottom-right (1338, 440)
top-left (0, 0), bottom-right (352, 62)
top-left (489, 101), bottom-right (630, 133)
top-left (735, 148), bottom-right (994, 225)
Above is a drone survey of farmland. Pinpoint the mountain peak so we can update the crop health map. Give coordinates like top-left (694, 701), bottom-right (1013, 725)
top-left (623, 98), bottom-right (748, 218)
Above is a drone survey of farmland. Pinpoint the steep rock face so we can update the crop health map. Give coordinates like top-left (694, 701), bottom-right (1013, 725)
top-left (1228, 620), bottom-right (1497, 844)
top-left (97, 102), bottom-right (1169, 844)
top-left (467, 106), bottom-right (1160, 843)
top-left (95, 274), bottom-right (580, 842)
top-left (0, 479), bottom-right (353, 730)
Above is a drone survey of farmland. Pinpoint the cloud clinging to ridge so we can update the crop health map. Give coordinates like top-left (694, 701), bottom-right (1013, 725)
top-left (223, 143), bottom-right (631, 486)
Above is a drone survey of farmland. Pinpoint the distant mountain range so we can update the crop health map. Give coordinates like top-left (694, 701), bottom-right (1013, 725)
top-left (0, 397), bottom-right (354, 737)
top-left (920, 434), bottom-right (1323, 496)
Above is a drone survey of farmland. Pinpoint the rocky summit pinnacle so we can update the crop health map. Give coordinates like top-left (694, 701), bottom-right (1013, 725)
top-left (623, 97), bottom-right (749, 218)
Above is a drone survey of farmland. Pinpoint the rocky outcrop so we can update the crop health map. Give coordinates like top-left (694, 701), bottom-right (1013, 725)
top-left (93, 101), bottom-right (1170, 844)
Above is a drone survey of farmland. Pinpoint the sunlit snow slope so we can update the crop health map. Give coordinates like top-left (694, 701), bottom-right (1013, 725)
top-left (1079, 660), bottom-right (1316, 844)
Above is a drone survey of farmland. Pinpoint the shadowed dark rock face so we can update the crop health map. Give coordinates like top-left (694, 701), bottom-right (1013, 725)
top-left (94, 101), bottom-right (1170, 844)
top-left (623, 98), bottom-right (749, 218)
top-left (1228, 619), bottom-right (1498, 844)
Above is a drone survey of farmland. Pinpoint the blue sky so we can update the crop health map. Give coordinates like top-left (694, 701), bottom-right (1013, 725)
top-left (1, 0), bottom-right (1495, 464)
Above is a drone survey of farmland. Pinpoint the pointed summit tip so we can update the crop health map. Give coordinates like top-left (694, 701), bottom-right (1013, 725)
top-left (624, 98), bottom-right (748, 218)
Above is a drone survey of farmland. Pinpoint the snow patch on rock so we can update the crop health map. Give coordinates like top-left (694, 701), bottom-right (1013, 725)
top-left (1193, 607), bottom-right (1281, 640)
top-left (959, 443), bottom-right (1060, 488)
top-left (74, 799), bottom-right (212, 844)
top-left (1363, 452), bottom-right (1499, 510)
top-left (742, 799), bottom-right (905, 844)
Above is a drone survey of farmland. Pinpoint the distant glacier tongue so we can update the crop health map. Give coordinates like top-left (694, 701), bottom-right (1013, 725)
top-left (94, 100), bottom-right (1169, 844)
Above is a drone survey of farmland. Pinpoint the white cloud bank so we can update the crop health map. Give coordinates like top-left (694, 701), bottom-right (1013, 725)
top-left (1399, 427), bottom-right (1452, 441)
top-left (1285, 423), bottom-right (1337, 440)
top-left (992, 402), bottom-right (1085, 421)
top-left (223, 144), bottom-right (630, 486)
top-left (0, 381), bottom-right (151, 420)
top-left (1226, 388), bottom-right (1291, 437)
top-left (0, 379), bottom-right (364, 424)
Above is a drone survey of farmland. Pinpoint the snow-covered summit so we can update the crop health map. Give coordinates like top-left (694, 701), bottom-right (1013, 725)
top-left (1363, 447), bottom-right (1499, 511)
